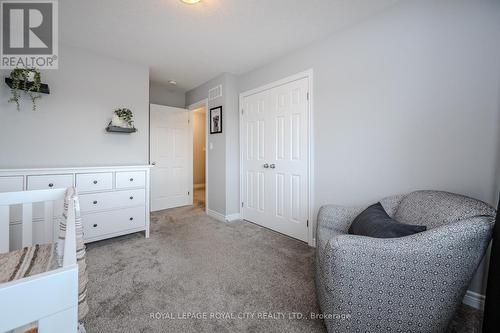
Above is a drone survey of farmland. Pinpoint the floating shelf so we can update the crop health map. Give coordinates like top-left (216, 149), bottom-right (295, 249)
top-left (106, 122), bottom-right (137, 133)
top-left (5, 77), bottom-right (50, 94)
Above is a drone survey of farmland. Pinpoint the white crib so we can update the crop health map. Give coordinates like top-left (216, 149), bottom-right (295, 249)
top-left (0, 188), bottom-right (78, 333)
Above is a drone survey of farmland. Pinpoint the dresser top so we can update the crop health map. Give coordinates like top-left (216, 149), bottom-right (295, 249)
top-left (0, 165), bottom-right (153, 174)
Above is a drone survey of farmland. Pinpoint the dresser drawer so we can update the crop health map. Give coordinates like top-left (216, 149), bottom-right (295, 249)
top-left (0, 176), bottom-right (24, 192)
top-left (82, 206), bottom-right (145, 240)
top-left (115, 171), bottom-right (145, 189)
top-left (79, 189), bottom-right (145, 213)
top-left (76, 172), bottom-right (113, 192)
top-left (27, 174), bottom-right (74, 190)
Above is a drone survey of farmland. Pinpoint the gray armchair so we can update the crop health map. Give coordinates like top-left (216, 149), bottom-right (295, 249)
top-left (315, 190), bottom-right (496, 333)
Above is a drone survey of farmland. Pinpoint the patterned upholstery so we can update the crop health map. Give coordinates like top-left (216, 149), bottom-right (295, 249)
top-left (315, 190), bottom-right (496, 333)
top-left (394, 190), bottom-right (496, 229)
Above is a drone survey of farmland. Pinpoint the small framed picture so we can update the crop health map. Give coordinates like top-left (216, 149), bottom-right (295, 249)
top-left (210, 106), bottom-right (223, 134)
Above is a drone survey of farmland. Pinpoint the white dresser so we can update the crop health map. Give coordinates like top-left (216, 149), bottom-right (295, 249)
top-left (0, 165), bottom-right (152, 247)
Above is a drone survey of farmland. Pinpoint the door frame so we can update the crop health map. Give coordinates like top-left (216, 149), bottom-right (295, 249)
top-left (188, 98), bottom-right (209, 211)
top-left (239, 69), bottom-right (315, 246)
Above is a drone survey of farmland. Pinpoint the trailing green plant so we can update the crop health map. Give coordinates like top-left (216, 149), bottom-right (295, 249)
top-left (8, 68), bottom-right (42, 111)
top-left (114, 108), bottom-right (134, 126)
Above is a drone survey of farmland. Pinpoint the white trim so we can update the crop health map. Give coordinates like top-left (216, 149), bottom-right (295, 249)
top-left (206, 209), bottom-right (240, 223)
top-left (462, 290), bottom-right (485, 310)
top-left (188, 110), bottom-right (194, 206)
top-left (189, 98), bottom-right (209, 212)
top-left (206, 208), bottom-right (225, 222)
top-left (225, 213), bottom-right (241, 222)
top-left (0, 165), bottom-right (153, 174)
top-left (239, 69), bottom-right (315, 246)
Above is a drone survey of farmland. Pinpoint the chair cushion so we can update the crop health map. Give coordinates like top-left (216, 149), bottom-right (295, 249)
top-left (394, 190), bottom-right (496, 229)
top-left (348, 202), bottom-right (426, 238)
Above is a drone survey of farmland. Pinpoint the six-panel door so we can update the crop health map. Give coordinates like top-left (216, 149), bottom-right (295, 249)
top-left (241, 77), bottom-right (309, 242)
top-left (150, 105), bottom-right (193, 211)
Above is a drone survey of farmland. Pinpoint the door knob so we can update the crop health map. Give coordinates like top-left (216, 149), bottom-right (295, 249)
top-left (263, 163), bottom-right (269, 168)
top-left (270, 164), bottom-right (276, 169)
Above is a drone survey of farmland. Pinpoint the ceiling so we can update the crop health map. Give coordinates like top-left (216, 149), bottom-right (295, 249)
top-left (60, 0), bottom-right (401, 91)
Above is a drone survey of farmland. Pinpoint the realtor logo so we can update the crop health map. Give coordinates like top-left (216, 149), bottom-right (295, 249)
top-left (1, 0), bottom-right (58, 69)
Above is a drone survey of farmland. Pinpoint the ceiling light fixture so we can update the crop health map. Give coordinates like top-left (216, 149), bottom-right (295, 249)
top-left (180, 0), bottom-right (201, 4)
top-left (168, 80), bottom-right (177, 86)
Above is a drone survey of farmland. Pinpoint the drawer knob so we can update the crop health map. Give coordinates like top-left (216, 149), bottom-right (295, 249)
top-left (48, 183), bottom-right (54, 188)
top-left (129, 178), bottom-right (134, 182)
top-left (93, 180), bottom-right (98, 184)
top-left (129, 217), bottom-right (134, 221)
top-left (93, 200), bottom-right (98, 205)
top-left (129, 196), bottom-right (134, 200)
top-left (93, 224), bottom-right (98, 228)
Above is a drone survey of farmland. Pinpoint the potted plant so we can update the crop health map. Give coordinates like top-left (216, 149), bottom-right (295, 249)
top-left (111, 108), bottom-right (134, 128)
top-left (8, 68), bottom-right (43, 111)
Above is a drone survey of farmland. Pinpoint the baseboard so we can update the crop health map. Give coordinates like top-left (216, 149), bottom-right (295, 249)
top-left (194, 183), bottom-right (206, 189)
top-left (310, 238), bottom-right (317, 248)
top-left (206, 210), bottom-right (241, 223)
top-left (206, 209), bottom-right (225, 222)
top-left (225, 213), bottom-right (241, 222)
top-left (463, 290), bottom-right (485, 310)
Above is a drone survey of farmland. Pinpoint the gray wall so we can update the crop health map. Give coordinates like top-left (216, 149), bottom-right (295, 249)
top-left (149, 81), bottom-right (186, 108)
top-left (238, 0), bottom-right (500, 215)
top-left (223, 74), bottom-right (240, 216)
top-left (238, 0), bottom-right (500, 294)
top-left (0, 45), bottom-right (150, 168)
top-left (188, 0), bottom-right (500, 294)
top-left (186, 73), bottom-right (240, 217)
top-left (186, 74), bottom-right (227, 215)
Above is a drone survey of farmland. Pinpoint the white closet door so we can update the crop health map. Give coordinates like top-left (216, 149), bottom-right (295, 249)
top-left (150, 104), bottom-right (193, 211)
top-left (241, 77), bottom-right (309, 242)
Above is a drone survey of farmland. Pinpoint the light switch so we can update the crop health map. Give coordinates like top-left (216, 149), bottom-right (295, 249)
top-left (209, 142), bottom-right (214, 150)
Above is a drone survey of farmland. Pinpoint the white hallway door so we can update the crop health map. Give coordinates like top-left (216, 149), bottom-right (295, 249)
top-left (150, 104), bottom-right (193, 211)
top-left (241, 77), bottom-right (309, 242)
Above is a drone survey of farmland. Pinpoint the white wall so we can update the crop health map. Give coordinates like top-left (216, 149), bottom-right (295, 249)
top-left (0, 45), bottom-right (150, 168)
top-left (149, 81), bottom-right (186, 108)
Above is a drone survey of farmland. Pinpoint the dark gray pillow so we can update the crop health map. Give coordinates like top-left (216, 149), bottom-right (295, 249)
top-left (348, 202), bottom-right (426, 238)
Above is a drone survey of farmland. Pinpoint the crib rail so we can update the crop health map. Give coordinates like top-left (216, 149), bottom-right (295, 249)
top-left (0, 188), bottom-right (66, 253)
top-left (0, 187), bottom-right (78, 333)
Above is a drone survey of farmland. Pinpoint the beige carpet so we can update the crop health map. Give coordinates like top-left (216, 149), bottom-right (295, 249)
top-left (83, 205), bottom-right (483, 332)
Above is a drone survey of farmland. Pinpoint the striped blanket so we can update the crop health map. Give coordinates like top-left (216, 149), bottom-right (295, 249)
top-left (0, 244), bottom-right (57, 283)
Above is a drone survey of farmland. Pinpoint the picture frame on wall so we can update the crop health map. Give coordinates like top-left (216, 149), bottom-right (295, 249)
top-left (210, 106), bottom-right (223, 134)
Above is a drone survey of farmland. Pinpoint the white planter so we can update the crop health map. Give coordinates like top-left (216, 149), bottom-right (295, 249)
top-left (111, 114), bottom-right (129, 128)
top-left (26, 72), bottom-right (35, 82)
